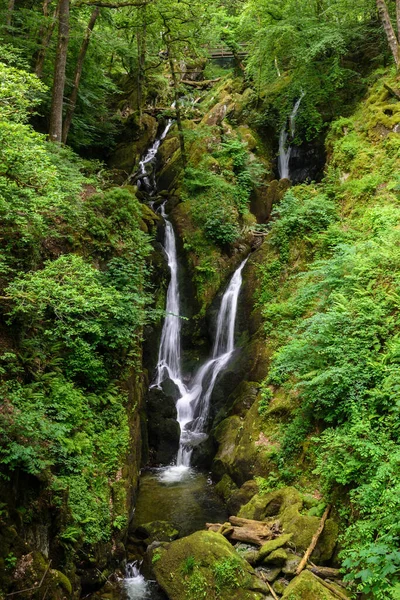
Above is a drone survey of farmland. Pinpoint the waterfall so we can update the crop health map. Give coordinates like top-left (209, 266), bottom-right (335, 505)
top-left (278, 92), bottom-right (305, 180)
top-left (137, 119), bottom-right (173, 194)
top-left (153, 202), bottom-right (186, 396)
top-left (124, 561), bottom-right (149, 599)
top-left (175, 258), bottom-right (248, 468)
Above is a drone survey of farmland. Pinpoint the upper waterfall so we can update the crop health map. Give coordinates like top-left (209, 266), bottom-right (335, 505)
top-left (278, 92), bottom-right (305, 180)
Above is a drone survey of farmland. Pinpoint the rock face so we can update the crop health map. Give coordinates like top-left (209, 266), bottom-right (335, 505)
top-left (146, 386), bottom-right (180, 465)
top-left (151, 530), bottom-right (269, 600)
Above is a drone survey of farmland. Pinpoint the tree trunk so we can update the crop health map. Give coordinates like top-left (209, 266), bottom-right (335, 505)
top-left (35, 0), bottom-right (59, 79)
top-left (397, 0), bottom-right (400, 43)
top-left (49, 0), bottom-right (70, 143)
top-left (377, 0), bottom-right (400, 68)
top-left (6, 0), bottom-right (15, 28)
top-left (137, 18), bottom-right (147, 123)
top-left (62, 6), bottom-right (100, 143)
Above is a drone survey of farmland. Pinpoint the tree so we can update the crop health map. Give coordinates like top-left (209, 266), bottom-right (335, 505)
top-left (376, 0), bottom-right (400, 68)
top-left (49, 0), bottom-right (70, 142)
top-left (62, 6), bottom-right (100, 142)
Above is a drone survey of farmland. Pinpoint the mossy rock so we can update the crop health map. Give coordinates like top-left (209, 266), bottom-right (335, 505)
top-left (157, 149), bottom-right (182, 191)
top-left (215, 474), bottom-right (239, 503)
top-left (152, 530), bottom-right (268, 600)
top-left (158, 136), bottom-right (180, 165)
top-left (263, 548), bottom-right (288, 566)
top-left (201, 98), bottom-right (232, 126)
top-left (282, 571), bottom-right (337, 600)
top-left (11, 552), bottom-right (72, 599)
top-left (135, 520), bottom-right (179, 545)
top-left (258, 534), bottom-right (293, 562)
top-left (228, 479), bottom-right (258, 515)
top-left (237, 125), bottom-right (258, 151)
top-left (240, 488), bottom-right (338, 561)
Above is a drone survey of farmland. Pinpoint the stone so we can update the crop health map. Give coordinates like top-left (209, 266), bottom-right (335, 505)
top-left (228, 479), bottom-right (259, 515)
top-left (134, 520), bottom-right (179, 545)
top-left (282, 553), bottom-right (302, 576)
top-left (273, 577), bottom-right (290, 595)
top-left (152, 530), bottom-right (268, 600)
top-left (215, 474), bottom-right (239, 503)
top-left (257, 533), bottom-right (293, 562)
top-left (146, 387), bottom-right (180, 465)
top-left (263, 548), bottom-right (288, 567)
top-left (281, 570), bottom-right (337, 599)
top-left (255, 566), bottom-right (281, 582)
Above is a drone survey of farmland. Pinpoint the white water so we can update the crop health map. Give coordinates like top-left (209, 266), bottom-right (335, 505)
top-left (124, 562), bottom-right (150, 599)
top-left (137, 120), bottom-right (173, 194)
top-left (278, 91), bottom-right (305, 180)
top-left (156, 251), bottom-right (248, 482)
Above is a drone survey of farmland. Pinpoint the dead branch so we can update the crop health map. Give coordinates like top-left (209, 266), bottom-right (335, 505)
top-left (296, 505), bottom-right (331, 575)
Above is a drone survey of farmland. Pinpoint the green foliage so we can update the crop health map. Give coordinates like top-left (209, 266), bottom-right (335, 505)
top-left (254, 74), bottom-right (400, 596)
top-left (213, 556), bottom-right (245, 592)
top-left (181, 556), bottom-right (198, 575)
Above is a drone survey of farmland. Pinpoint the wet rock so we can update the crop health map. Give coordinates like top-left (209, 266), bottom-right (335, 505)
top-left (215, 473), bottom-right (239, 504)
top-left (146, 387), bottom-right (180, 465)
top-left (151, 530), bottom-right (268, 600)
top-left (110, 113), bottom-right (158, 174)
top-left (201, 98), bottom-right (231, 126)
top-left (228, 479), bottom-right (259, 515)
top-left (281, 570), bottom-right (338, 599)
top-left (135, 520), bottom-right (179, 545)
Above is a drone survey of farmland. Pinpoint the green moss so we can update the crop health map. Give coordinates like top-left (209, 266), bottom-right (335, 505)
top-left (152, 530), bottom-right (268, 600)
top-left (258, 534), bottom-right (293, 562)
top-left (282, 571), bottom-right (337, 600)
top-left (263, 548), bottom-right (288, 566)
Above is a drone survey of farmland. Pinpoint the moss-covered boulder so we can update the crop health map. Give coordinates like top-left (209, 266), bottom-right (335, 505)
top-left (282, 571), bottom-right (337, 600)
top-left (151, 530), bottom-right (268, 600)
top-left (258, 534), bottom-right (293, 562)
top-left (135, 520), bottom-right (179, 545)
top-left (263, 548), bottom-right (289, 566)
top-left (110, 113), bottom-right (158, 173)
top-left (239, 488), bottom-right (338, 561)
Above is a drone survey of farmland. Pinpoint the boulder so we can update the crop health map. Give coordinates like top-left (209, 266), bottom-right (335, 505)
top-left (135, 520), bottom-right (179, 545)
top-left (151, 530), bottom-right (268, 600)
top-left (257, 534), bottom-right (293, 562)
top-left (239, 488), bottom-right (338, 561)
top-left (282, 571), bottom-right (337, 600)
top-left (263, 548), bottom-right (288, 567)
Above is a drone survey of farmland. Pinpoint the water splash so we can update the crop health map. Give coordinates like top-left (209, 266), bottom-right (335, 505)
top-left (124, 562), bottom-right (150, 599)
top-left (278, 91), bottom-right (305, 180)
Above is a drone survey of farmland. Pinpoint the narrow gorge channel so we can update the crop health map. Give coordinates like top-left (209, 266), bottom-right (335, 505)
top-left (124, 124), bottom-right (250, 597)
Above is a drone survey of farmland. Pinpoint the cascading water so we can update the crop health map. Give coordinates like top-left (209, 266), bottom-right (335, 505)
top-left (124, 561), bottom-right (150, 599)
top-left (153, 202), bottom-right (185, 395)
top-left (278, 91), bottom-right (305, 180)
top-left (174, 258), bottom-right (249, 469)
top-left (137, 120), bottom-right (173, 194)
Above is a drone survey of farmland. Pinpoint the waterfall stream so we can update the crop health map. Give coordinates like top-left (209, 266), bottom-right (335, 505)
top-left (278, 92), bottom-right (305, 180)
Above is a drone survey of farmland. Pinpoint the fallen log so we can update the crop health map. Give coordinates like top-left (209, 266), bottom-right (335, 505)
top-left (206, 517), bottom-right (280, 546)
top-left (296, 505), bottom-right (331, 575)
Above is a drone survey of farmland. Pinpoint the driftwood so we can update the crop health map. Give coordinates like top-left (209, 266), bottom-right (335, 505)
top-left (181, 77), bottom-right (221, 89)
top-left (308, 572), bottom-right (350, 600)
top-left (306, 566), bottom-right (341, 579)
top-left (206, 516), bottom-right (280, 546)
top-left (296, 505), bottom-right (331, 575)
